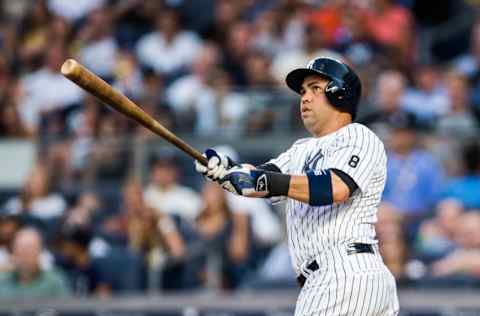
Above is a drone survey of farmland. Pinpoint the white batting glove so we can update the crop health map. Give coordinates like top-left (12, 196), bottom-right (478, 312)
top-left (194, 148), bottom-right (237, 182)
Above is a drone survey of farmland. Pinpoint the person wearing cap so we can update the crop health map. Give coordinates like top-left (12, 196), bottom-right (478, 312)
top-left (195, 56), bottom-right (399, 315)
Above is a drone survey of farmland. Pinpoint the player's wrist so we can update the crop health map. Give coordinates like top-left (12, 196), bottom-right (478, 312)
top-left (253, 170), bottom-right (291, 197)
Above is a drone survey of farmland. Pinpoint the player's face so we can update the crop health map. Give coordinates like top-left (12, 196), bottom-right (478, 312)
top-left (299, 75), bottom-right (335, 136)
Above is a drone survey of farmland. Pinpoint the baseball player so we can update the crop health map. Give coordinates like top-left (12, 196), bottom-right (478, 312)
top-left (195, 57), bottom-right (399, 315)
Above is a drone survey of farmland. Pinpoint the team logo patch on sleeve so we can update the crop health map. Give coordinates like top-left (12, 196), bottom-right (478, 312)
top-left (256, 173), bottom-right (268, 192)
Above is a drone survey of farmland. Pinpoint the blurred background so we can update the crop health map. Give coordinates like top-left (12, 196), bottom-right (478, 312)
top-left (0, 0), bottom-right (480, 315)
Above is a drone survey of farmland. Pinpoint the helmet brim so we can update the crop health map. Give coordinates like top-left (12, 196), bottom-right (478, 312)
top-left (286, 68), bottom-right (331, 94)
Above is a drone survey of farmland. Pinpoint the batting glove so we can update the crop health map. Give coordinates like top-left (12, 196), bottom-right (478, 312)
top-left (194, 148), bottom-right (238, 182)
top-left (219, 167), bottom-right (269, 196)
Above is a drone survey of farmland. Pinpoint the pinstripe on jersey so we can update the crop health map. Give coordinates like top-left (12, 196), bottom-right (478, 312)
top-left (267, 123), bottom-right (399, 315)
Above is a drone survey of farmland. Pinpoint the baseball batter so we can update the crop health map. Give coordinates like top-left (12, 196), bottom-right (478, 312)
top-left (196, 57), bottom-right (399, 315)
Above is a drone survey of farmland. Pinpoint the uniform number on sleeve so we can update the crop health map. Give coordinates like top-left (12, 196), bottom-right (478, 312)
top-left (348, 155), bottom-right (360, 168)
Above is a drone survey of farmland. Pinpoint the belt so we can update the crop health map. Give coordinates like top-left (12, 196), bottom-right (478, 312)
top-left (296, 243), bottom-right (374, 288)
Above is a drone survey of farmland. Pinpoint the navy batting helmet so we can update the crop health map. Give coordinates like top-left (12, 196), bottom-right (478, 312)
top-left (286, 57), bottom-right (362, 120)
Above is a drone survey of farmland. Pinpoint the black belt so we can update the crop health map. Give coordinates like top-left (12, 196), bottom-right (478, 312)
top-left (296, 243), bottom-right (374, 288)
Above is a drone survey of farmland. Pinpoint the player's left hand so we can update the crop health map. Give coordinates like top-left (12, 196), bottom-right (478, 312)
top-left (219, 167), bottom-right (269, 197)
top-left (194, 148), bottom-right (238, 182)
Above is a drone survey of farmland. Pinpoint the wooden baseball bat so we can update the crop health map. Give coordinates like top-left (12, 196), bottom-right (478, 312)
top-left (61, 58), bottom-right (207, 166)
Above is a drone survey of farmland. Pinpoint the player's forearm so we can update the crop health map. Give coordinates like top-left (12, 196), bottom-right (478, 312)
top-left (287, 175), bottom-right (310, 203)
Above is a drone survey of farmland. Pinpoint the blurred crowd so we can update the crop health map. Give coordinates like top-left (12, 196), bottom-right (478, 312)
top-left (1, 0), bottom-right (480, 298)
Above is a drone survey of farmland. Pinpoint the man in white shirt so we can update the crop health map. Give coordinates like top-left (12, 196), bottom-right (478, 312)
top-left (19, 44), bottom-right (84, 132)
top-left (144, 153), bottom-right (202, 224)
top-left (135, 8), bottom-right (201, 77)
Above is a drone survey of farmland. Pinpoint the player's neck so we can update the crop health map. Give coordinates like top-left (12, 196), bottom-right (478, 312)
top-left (313, 113), bottom-right (352, 137)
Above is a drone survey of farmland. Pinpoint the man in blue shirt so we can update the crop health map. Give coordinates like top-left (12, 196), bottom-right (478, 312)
top-left (441, 142), bottom-right (480, 210)
top-left (383, 112), bottom-right (445, 219)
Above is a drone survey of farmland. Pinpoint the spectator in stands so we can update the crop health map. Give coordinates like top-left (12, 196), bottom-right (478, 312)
top-left (362, 0), bottom-right (414, 63)
top-left (244, 51), bottom-right (277, 88)
top-left (83, 112), bottom-right (130, 184)
top-left (242, 240), bottom-right (296, 289)
top-left (3, 163), bottom-right (67, 228)
top-left (251, 1), bottom-right (305, 55)
top-left (334, 3), bottom-right (375, 66)
top-left (0, 14), bottom-right (18, 66)
top-left (188, 68), bottom-right (250, 136)
top-left (382, 112), bottom-right (445, 229)
top-left (0, 101), bottom-right (31, 138)
top-left (76, 7), bottom-right (118, 81)
top-left (271, 22), bottom-right (340, 84)
top-left (0, 72), bottom-right (32, 146)
top-left (166, 42), bottom-right (223, 116)
top-left (18, 43), bottom-right (84, 134)
top-left (226, 189), bottom-right (282, 268)
top-left (112, 50), bottom-right (145, 101)
top-left (66, 96), bottom-right (101, 182)
top-left (102, 178), bottom-right (185, 260)
top-left (196, 181), bottom-right (251, 289)
top-left (0, 55), bottom-right (12, 103)
top-left (48, 15), bottom-right (72, 47)
top-left (56, 226), bottom-right (112, 296)
top-left (138, 66), bottom-right (165, 105)
top-left (64, 191), bottom-right (102, 230)
top-left (144, 152), bottom-right (202, 224)
top-left (243, 51), bottom-right (278, 135)
top-left (111, 1), bottom-right (161, 50)
top-left (454, 20), bottom-right (480, 82)
top-left (205, 0), bottom-right (243, 48)
top-left (402, 64), bottom-right (449, 127)
top-left (16, 0), bottom-right (52, 73)
top-left (214, 145), bottom-right (282, 264)
top-left (47, 0), bottom-right (105, 22)
top-left (0, 214), bottom-right (23, 272)
top-left (442, 141), bottom-right (480, 209)
top-left (305, 0), bottom-right (346, 47)
top-left (221, 22), bottom-right (254, 86)
top-left (414, 198), bottom-right (463, 262)
top-left (457, 20), bottom-right (480, 122)
top-left (361, 70), bottom-right (410, 136)
top-left (57, 226), bottom-right (141, 297)
top-left (0, 228), bottom-right (70, 298)
top-left (436, 70), bottom-right (478, 138)
top-left (99, 178), bottom-right (189, 291)
top-left (430, 212), bottom-right (480, 282)
top-left (135, 7), bottom-right (201, 80)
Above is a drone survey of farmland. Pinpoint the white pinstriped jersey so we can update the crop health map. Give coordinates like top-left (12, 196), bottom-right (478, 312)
top-left (268, 123), bottom-right (387, 275)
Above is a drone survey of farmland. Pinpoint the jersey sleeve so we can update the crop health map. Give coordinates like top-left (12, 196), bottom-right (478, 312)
top-left (264, 146), bottom-right (293, 174)
top-left (326, 127), bottom-right (385, 193)
top-left (265, 138), bottom-right (310, 174)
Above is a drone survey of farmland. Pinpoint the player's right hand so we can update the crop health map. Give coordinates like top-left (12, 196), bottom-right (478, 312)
top-left (194, 148), bottom-right (238, 182)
